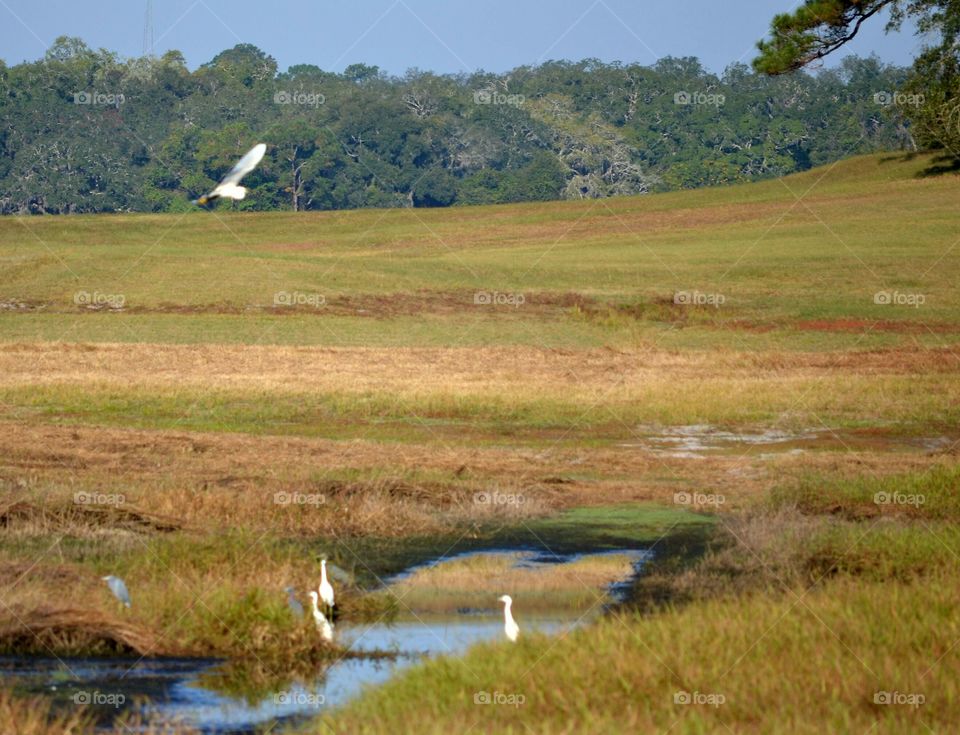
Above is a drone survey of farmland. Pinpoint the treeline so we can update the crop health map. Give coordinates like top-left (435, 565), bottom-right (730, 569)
top-left (0, 37), bottom-right (919, 214)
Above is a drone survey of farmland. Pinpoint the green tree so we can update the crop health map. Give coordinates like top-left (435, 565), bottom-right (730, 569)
top-left (754, 1), bottom-right (960, 162)
top-left (267, 119), bottom-right (320, 210)
top-left (0, 36), bottom-right (930, 214)
top-left (202, 43), bottom-right (278, 87)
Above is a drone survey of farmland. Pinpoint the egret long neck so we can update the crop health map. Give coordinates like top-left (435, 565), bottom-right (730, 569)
top-left (504, 601), bottom-right (514, 625)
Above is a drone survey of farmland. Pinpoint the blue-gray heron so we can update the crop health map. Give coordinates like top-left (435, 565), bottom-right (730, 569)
top-left (102, 576), bottom-right (131, 608)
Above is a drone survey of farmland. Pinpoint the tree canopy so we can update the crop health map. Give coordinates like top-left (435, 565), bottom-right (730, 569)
top-left (754, 1), bottom-right (959, 162)
top-left (0, 38), bottom-right (923, 214)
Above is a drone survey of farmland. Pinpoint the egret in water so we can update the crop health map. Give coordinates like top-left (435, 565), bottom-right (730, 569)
top-left (285, 586), bottom-right (304, 620)
top-left (319, 559), bottom-right (335, 616)
top-left (308, 590), bottom-right (335, 642)
top-left (194, 143), bottom-right (266, 206)
top-left (102, 576), bottom-right (131, 609)
top-left (499, 595), bottom-right (519, 642)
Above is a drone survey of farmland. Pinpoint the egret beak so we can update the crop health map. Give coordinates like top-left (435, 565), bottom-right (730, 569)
top-left (195, 195), bottom-right (209, 206)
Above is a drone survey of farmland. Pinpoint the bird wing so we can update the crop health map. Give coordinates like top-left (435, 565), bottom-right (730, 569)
top-left (218, 143), bottom-right (266, 188)
top-left (110, 577), bottom-right (130, 603)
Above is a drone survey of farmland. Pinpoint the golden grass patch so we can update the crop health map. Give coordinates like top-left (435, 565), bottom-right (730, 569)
top-left (389, 552), bottom-right (639, 614)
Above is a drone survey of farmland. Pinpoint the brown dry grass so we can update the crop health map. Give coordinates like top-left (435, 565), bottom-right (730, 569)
top-left (0, 342), bottom-right (955, 392)
top-left (0, 500), bottom-right (181, 536)
top-left (0, 607), bottom-right (175, 656)
top-left (0, 690), bottom-right (94, 735)
top-left (0, 689), bottom-right (201, 735)
top-left (0, 417), bottom-right (950, 536)
top-left (394, 552), bottom-right (636, 595)
top-left (386, 551), bottom-right (639, 615)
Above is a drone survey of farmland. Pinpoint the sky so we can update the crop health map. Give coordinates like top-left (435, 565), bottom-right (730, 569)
top-left (0, 0), bottom-right (926, 75)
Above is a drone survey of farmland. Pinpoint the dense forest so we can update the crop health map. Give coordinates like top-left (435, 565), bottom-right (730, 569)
top-left (0, 37), bottom-right (920, 214)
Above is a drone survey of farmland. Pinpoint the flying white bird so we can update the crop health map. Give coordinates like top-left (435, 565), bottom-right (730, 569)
top-left (194, 143), bottom-right (266, 206)
top-left (499, 594), bottom-right (519, 642)
top-left (102, 575), bottom-right (131, 609)
top-left (319, 559), bottom-right (335, 615)
top-left (308, 590), bottom-right (335, 642)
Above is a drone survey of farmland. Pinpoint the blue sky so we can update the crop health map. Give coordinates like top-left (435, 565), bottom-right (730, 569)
top-left (0, 0), bottom-right (925, 74)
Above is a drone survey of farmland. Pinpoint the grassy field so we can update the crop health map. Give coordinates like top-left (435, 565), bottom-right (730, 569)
top-left (1, 151), bottom-right (958, 733)
top-left (1, 152), bottom-right (958, 351)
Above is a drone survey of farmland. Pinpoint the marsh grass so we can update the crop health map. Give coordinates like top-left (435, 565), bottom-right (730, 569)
top-left (387, 552), bottom-right (638, 614)
top-left (0, 690), bottom-right (199, 735)
top-left (770, 464), bottom-right (960, 521)
top-left (0, 494), bottom-right (706, 661)
top-left (523, 504), bottom-right (717, 548)
top-left (327, 571), bottom-right (960, 734)
top-left (0, 691), bottom-right (94, 735)
top-left (629, 465), bottom-right (960, 610)
top-left (0, 530), bottom-right (358, 664)
top-left (328, 463), bottom-right (960, 733)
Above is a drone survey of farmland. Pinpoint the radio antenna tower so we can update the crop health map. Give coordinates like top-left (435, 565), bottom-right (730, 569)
top-left (142, 0), bottom-right (155, 57)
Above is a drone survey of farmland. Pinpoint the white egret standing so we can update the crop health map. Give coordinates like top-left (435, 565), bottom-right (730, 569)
top-left (308, 591), bottom-right (335, 642)
top-left (318, 559), bottom-right (335, 616)
top-left (194, 143), bottom-right (266, 206)
top-left (102, 576), bottom-right (131, 609)
top-left (499, 595), bottom-right (519, 642)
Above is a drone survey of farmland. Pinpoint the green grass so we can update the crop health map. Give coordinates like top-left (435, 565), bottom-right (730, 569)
top-left (2, 153), bottom-right (959, 351)
top-left (522, 504), bottom-right (716, 548)
top-left (772, 464), bottom-right (960, 521)
top-left (4, 372), bottom-right (959, 444)
top-left (327, 573), bottom-right (960, 734)
top-left (325, 467), bottom-right (960, 734)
